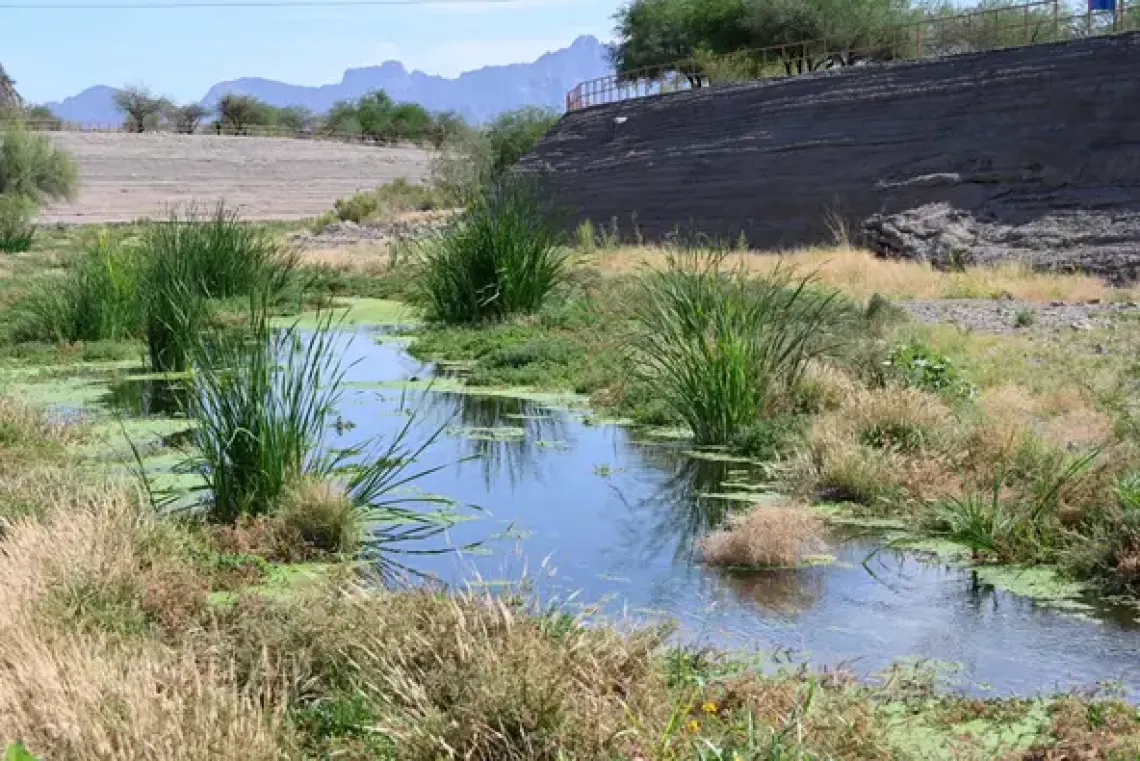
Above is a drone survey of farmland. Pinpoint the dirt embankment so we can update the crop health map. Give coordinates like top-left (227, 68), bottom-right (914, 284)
top-left (41, 133), bottom-right (433, 224)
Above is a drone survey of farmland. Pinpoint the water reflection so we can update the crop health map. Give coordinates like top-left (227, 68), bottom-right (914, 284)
top-left (614, 446), bottom-right (764, 562)
top-left (103, 377), bottom-right (188, 417)
top-left (717, 567), bottom-right (825, 615)
top-left (418, 391), bottom-right (573, 489)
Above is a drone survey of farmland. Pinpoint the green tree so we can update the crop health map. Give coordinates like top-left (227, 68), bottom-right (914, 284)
top-left (484, 107), bottom-right (558, 177)
top-left (428, 110), bottom-right (469, 149)
top-left (610, 0), bottom-right (752, 83)
top-left (166, 103), bottom-right (209, 134)
top-left (356, 90), bottom-right (396, 141)
top-left (217, 93), bottom-right (273, 135)
top-left (25, 105), bottom-right (63, 131)
top-left (323, 99), bottom-right (362, 135)
top-left (273, 105), bottom-right (316, 133)
top-left (113, 85), bottom-right (169, 133)
top-left (611, 0), bottom-right (915, 81)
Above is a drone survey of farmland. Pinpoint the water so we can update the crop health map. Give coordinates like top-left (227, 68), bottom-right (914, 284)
top-left (103, 327), bottom-right (1140, 699)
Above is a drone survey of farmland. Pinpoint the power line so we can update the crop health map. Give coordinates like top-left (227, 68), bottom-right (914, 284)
top-left (0, 0), bottom-right (521, 8)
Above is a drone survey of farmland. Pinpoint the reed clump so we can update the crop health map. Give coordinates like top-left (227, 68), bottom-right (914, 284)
top-left (700, 504), bottom-right (826, 568)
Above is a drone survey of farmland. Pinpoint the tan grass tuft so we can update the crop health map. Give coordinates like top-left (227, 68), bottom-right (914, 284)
top-left (0, 394), bottom-right (86, 451)
top-left (700, 504), bottom-right (826, 568)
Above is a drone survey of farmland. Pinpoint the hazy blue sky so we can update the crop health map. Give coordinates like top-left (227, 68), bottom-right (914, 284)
top-left (4, 0), bottom-right (617, 103)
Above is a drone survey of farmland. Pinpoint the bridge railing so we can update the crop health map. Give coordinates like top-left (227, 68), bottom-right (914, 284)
top-left (567, 0), bottom-right (1139, 111)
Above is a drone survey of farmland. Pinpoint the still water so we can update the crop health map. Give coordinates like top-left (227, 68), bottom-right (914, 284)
top-left (103, 327), bottom-right (1140, 700)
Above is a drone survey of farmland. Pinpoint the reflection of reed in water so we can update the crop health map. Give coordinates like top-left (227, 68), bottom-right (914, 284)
top-left (103, 377), bottom-right (189, 418)
top-left (615, 446), bottom-right (763, 563)
top-left (715, 567), bottom-right (825, 615)
top-left (424, 391), bottom-right (572, 488)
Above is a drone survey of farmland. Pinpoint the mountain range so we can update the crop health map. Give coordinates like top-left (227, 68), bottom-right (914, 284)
top-left (41, 36), bottom-right (612, 127)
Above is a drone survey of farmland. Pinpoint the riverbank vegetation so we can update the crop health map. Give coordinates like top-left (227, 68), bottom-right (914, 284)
top-left (5, 156), bottom-right (1140, 754)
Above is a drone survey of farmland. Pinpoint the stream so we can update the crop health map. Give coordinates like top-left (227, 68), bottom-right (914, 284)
top-left (92, 326), bottom-right (1140, 700)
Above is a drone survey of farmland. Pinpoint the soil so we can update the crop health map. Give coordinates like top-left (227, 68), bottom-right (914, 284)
top-left (39, 133), bottom-right (432, 224)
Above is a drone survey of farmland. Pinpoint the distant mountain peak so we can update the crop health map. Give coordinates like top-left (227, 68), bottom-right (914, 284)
top-left (44, 36), bottom-right (612, 127)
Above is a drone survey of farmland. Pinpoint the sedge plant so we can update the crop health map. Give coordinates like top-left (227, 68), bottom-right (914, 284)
top-left (631, 249), bottom-right (849, 445)
top-left (415, 179), bottom-right (567, 324)
top-left (180, 291), bottom-right (463, 575)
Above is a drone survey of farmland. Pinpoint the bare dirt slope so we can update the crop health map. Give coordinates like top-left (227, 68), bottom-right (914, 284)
top-left (40, 132), bottom-right (432, 224)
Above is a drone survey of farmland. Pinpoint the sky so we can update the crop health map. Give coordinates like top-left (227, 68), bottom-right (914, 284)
top-left (3, 0), bottom-right (619, 103)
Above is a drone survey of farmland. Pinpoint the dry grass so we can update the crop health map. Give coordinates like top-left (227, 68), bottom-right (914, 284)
top-left (592, 245), bottom-right (1128, 303)
top-left (0, 476), bottom-right (289, 761)
top-left (0, 394), bottom-right (86, 451)
top-left (700, 504), bottom-right (827, 567)
top-left (277, 475), bottom-right (359, 556)
top-left (298, 242), bottom-right (393, 274)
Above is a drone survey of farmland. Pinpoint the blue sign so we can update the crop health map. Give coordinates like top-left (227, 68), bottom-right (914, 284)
top-left (1089, 0), bottom-right (1115, 10)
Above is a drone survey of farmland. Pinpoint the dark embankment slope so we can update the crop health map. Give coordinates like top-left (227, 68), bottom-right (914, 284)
top-left (522, 32), bottom-right (1140, 280)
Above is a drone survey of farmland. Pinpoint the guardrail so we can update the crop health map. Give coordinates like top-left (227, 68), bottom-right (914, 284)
top-left (566, 0), bottom-right (1139, 111)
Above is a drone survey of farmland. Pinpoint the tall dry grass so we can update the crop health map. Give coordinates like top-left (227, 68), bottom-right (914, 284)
top-left (700, 504), bottom-right (826, 567)
top-left (0, 477), bottom-right (289, 761)
top-left (594, 245), bottom-right (1125, 303)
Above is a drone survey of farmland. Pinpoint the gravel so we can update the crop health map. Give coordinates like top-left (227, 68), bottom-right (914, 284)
top-left (899, 298), bottom-right (1140, 333)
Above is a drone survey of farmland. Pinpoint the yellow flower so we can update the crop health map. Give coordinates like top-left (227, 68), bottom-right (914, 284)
top-left (733, 755), bottom-right (743, 761)
top-left (701, 701), bottom-right (718, 715)
top-left (686, 718), bottom-right (700, 734)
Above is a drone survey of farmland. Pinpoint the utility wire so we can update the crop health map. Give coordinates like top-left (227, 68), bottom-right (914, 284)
top-left (0, 0), bottom-right (522, 8)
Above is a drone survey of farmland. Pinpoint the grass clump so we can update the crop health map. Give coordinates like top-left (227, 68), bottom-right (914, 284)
top-left (1014, 306), bottom-right (1037, 328)
top-left (415, 180), bottom-right (567, 324)
top-left (0, 124), bottom-right (78, 204)
top-left (631, 250), bottom-right (849, 445)
top-left (11, 232), bottom-right (143, 343)
top-left (700, 504), bottom-right (826, 568)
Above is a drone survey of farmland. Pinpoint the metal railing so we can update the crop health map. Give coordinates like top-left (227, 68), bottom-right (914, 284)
top-left (566, 0), bottom-right (1139, 111)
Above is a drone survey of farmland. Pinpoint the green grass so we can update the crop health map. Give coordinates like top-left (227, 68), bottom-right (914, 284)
top-left (11, 232), bottom-right (144, 343)
top-left (631, 250), bottom-right (853, 445)
top-left (0, 194), bottom-right (36, 253)
top-left (414, 180), bottom-right (567, 324)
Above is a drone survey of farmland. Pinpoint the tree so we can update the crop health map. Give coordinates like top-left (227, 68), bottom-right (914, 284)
top-left (428, 110), bottom-right (469, 149)
top-left (25, 105), bottom-right (63, 131)
top-left (113, 85), bottom-right (169, 133)
top-left (217, 93), bottom-right (273, 135)
top-left (356, 90), bottom-right (396, 141)
top-left (273, 105), bottom-right (316, 134)
top-left (610, 0), bottom-right (915, 82)
top-left (166, 103), bottom-right (209, 134)
top-left (610, 0), bottom-right (752, 84)
top-left (323, 100), bottom-right (362, 135)
top-left (484, 107), bottom-right (558, 177)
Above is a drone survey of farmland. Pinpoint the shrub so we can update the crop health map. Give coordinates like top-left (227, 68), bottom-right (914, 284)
top-left (631, 251), bottom-right (848, 445)
top-left (415, 181), bottom-right (566, 324)
top-left (1014, 306), bottom-right (1036, 328)
top-left (0, 193), bottom-right (35, 252)
top-left (884, 340), bottom-right (974, 398)
top-left (333, 180), bottom-right (444, 225)
top-left (699, 504), bottom-right (826, 567)
top-left (0, 124), bottom-right (78, 203)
